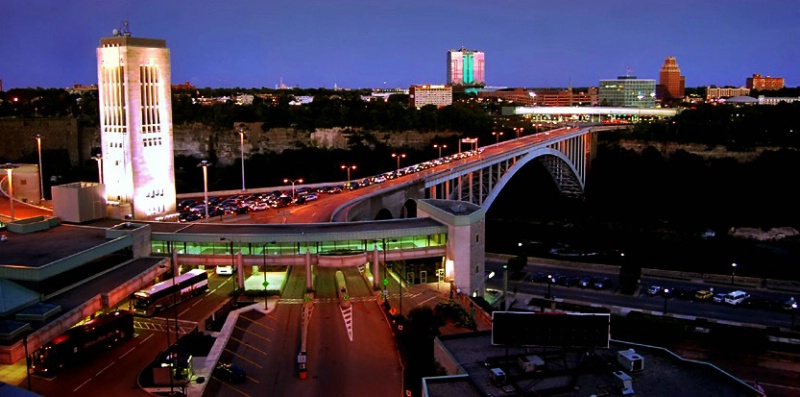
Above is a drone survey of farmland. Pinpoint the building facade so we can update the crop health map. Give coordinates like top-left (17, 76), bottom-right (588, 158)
top-left (409, 85), bottom-right (453, 108)
top-left (478, 87), bottom-right (598, 107)
top-left (658, 56), bottom-right (685, 101)
top-left (746, 74), bottom-right (784, 91)
top-left (447, 47), bottom-right (485, 87)
top-left (706, 86), bottom-right (751, 100)
top-left (599, 76), bottom-right (656, 108)
top-left (96, 33), bottom-right (177, 220)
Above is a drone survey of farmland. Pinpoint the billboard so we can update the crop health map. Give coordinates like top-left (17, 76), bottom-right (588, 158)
top-left (491, 311), bottom-right (610, 348)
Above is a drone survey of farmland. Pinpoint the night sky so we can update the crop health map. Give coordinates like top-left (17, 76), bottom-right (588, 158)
top-left (3, 0), bottom-right (799, 90)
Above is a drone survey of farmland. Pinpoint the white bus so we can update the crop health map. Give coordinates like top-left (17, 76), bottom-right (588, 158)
top-left (132, 269), bottom-right (209, 316)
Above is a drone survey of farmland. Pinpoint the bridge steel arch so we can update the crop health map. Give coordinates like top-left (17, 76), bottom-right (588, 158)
top-left (424, 129), bottom-right (596, 212)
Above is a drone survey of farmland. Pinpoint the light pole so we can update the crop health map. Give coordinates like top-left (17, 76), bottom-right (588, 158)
top-left (433, 144), bottom-right (447, 158)
top-left (221, 237), bottom-right (236, 293)
top-left (268, 244), bottom-right (269, 310)
top-left (546, 274), bottom-right (553, 300)
top-left (284, 178), bottom-right (303, 200)
top-left (663, 288), bottom-right (670, 314)
top-left (791, 301), bottom-right (797, 329)
top-left (392, 153), bottom-right (406, 174)
top-left (502, 264), bottom-right (508, 311)
top-left (341, 164), bottom-right (356, 187)
top-left (34, 133), bottom-right (44, 203)
top-left (237, 125), bottom-right (247, 192)
top-left (197, 160), bottom-right (212, 222)
top-left (492, 131), bottom-right (504, 143)
top-left (513, 127), bottom-right (523, 139)
top-left (2, 163), bottom-right (19, 222)
top-left (731, 262), bottom-right (737, 285)
top-left (92, 153), bottom-right (103, 184)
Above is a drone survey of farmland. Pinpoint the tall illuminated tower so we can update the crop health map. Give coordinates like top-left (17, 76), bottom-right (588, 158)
top-left (447, 47), bottom-right (485, 87)
top-left (96, 28), bottom-right (176, 220)
top-left (658, 56), bottom-right (685, 101)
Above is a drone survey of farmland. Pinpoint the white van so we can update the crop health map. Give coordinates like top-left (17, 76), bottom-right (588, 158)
top-left (724, 290), bottom-right (750, 305)
top-left (215, 265), bottom-right (233, 276)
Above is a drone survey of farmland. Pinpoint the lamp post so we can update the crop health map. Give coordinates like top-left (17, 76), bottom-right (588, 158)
top-left (731, 262), bottom-right (737, 285)
top-left (382, 239), bottom-right (388, 302)
top-left (237, 125), bottom-right (247, 192)
top-left (341, 164), bottom-right (356, 187)
top-left (791, 301), bottom-right (797, 329)
top-left (502, 264), bottom-right (508, 311)
top-left (221, 237), bottom-right (236, 293)
top-left (283, 178), bottom-right (303, 200)
top-left (197, 160), bottom-right (212, 222)
top-left (433, 144), bottom-right (447, 158)
top-left (392, 153), bottom-right (406, 173)
top-left (92, 153), bottom-right (103, 184)
top-left (2, 163), bottom-right (19, 222)
top-left (663, 288), bottom-right (670, 314)
top-left (492, 131), bottom-right (504, 143)
top-left (34, 133), bottom-right (44, 203)
top-left (546, 273), bottom-right (553, 300)
top-left (513, 127), bottom-right (523, 139)
top-left (268, 244), bottom-right (269, 310)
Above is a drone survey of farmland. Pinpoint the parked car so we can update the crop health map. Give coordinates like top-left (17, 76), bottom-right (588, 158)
top-left (531, 272), bottom-right (549, 283)
top-left (646, 285), bottom-right (663, 296)
top-left (694, 289), bottom-right (714, 301)
top-left (304, 193), bottom-right (319, 202)
top-left (213, 362), bottom-right (246, 383)
top-left (712, 292), bottom-right (727, 303)
top-left (578, 276), bottom-right (594, 288)
top-left (784, 297), bottom-right (798, 311)
top-left (724, 290), bottom-right (750, 306)
top-left (593, 277), bottom-right (612, 290)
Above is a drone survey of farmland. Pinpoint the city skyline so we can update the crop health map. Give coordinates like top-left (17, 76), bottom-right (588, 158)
top-left (2, 0), bottom-right (799, 90)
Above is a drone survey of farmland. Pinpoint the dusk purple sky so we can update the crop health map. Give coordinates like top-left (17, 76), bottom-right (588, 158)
top-left (3, 0), bottom-right (799, 90)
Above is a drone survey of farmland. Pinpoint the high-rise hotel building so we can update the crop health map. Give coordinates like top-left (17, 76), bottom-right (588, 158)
top-left (658, 56), bottom-right (685, 101)
top-left (447, 47), bottom-right (485, 87)
top-left (746, 74), bottom-right (784, 91)
top-left (96, 32), bottom-right (176, 220)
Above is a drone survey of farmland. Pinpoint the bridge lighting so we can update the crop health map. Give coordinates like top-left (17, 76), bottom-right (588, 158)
top-left (341, 164), bottom-right (356, 186)
top-left (284, 178), bottom-right (304, 199)
top-left (392, 153), bottom-right (406, 173)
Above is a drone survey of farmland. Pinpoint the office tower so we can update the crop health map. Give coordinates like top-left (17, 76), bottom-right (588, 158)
top-left (96, 30), bottom-right (177, 220)
top-left (598, 75), bottom-right (656, 108)
top-left (409, 85), bottom-right (453, 108)
top-left (447, 47), bottom-right (485, 87)
top-left (658, 56), bottom-right (685, 100)
top-left (746, 74), bottom-right (784, 91)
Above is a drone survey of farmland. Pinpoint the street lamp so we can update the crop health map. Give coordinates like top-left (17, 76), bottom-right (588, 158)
top-left (197, 160), bottom-right (212, 222)
top-left (392, 153), bottom-right (406, 173)
top-left (492, 131), bottom-right (504, 143)
top-left (237, 125), bottom-right (247, 192)
top-left (221, 237), bottom-right (236, 293)
top-left (731, 262), bottom-right (737, 285)
top-left (341, 164), bottom-right (356, 186)
top-left (433, 144), bottom-right (447, 158)
top-left (546, 274), bottom-right (553, 300)
top-left (513, 127), bottom-right (523, 139)
top-left (268, 244), bottom-right (269, 310)
top-left (34, 133), bottom-right (44, 203)
top-left (2, 163), bottom-right (19, 222)
top-left (92, 153), bottom-right (103, 184)
top-left (284, 178), bottom-right (303, 199)
top-left (663, 288), bottom-right (670, 314)
top-left (791, 301), bottom-right (797, 329)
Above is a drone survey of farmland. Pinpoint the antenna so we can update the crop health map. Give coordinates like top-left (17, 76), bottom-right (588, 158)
top-left (113, 20), bottom-right (131, 37)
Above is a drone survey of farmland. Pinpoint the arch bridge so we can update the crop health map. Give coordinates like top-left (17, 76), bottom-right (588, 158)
top-left (335, 124), bottom-right (628, 221)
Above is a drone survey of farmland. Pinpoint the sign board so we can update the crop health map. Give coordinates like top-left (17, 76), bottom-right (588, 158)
top-left (491, 311), bottom-right (610, 348)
